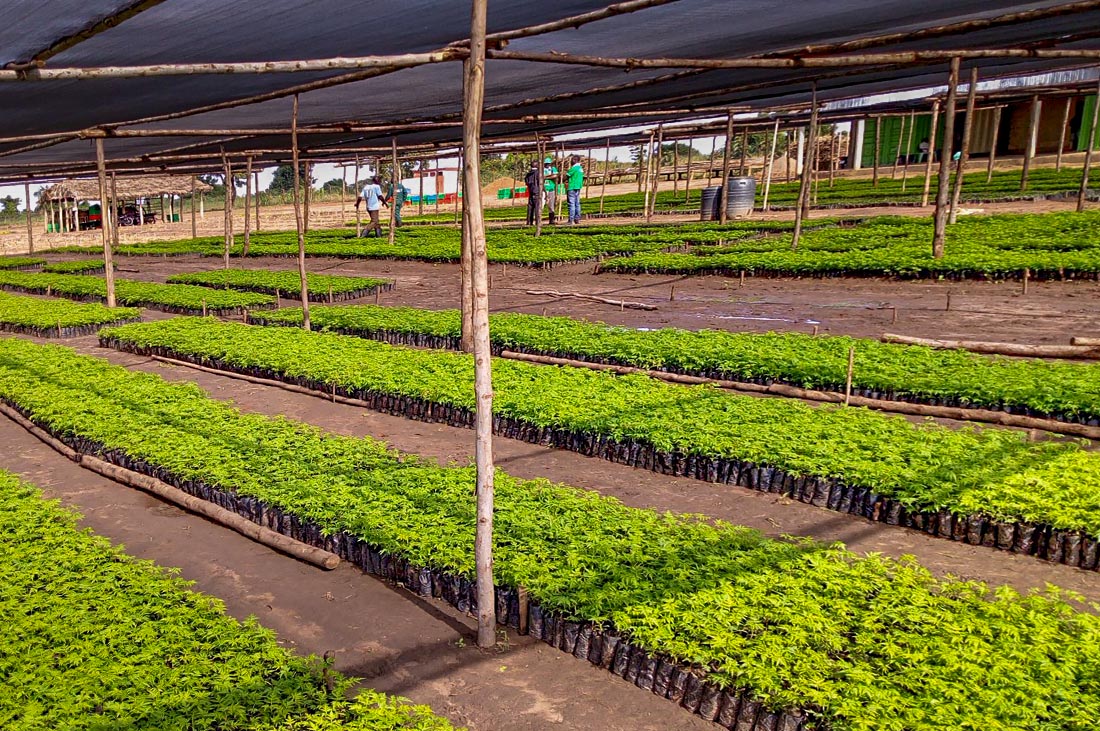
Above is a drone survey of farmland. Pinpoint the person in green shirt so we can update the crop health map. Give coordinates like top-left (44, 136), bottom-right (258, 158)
top-left (542, 156), bottom-right (558, 225)
top-left (566, 155), bottom-right (584, 224)
top-left (386, 179), bottom-right (409, 227)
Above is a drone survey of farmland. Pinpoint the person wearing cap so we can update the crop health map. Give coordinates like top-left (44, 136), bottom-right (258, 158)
top-left (542, 156), bottom-right (558, 225)
top-left (566, 155), bottom-right (584, 225)
top-left (524, 159), bottom-right (540, 226)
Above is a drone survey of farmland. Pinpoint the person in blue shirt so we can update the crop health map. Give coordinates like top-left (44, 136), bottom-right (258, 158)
top-left (354, 176), bottom-right (388, 237)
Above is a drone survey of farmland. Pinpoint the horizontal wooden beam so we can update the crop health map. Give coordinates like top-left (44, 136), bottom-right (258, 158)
top-left (2, 50), bottom-right (462, 81)
top-left (487, 47), bottom-right (1100, 69)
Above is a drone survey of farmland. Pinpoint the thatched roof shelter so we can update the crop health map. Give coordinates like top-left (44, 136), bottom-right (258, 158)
top-left (43, 175), bottom-right (211, 202)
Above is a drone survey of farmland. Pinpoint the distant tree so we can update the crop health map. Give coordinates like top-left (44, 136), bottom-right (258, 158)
top-left (268, 164), bottom-right (314, 194)
top-left (320, 178), bottom-right (346, 194)
top-left (0, 196), bottom-right (20, 219)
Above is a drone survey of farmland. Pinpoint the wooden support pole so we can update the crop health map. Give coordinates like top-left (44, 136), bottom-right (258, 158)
top-left (388, 137), bottom-right (398, 245)
top-left (762, 119), bottom-right (779, 211)
top-left (829, 131), bottom-right (838, 187)
top-left (648, 124), bottom-right (663, 222)
top-left (462, 0), bottom-right (496, 650)
top-left (455, 152), bottom-right (462, 225)
top-left (222, 154), bottom-right (233, 268)
top-left (354, 154), bottom-right (362, 236)
top-left (254, 170), bottom-right (261, 231)
top-left (785, 131), bottom-right (792, 181)
top-left (642, 131), bottom-right (655, 222)
top-left (672, 140), bottom-right (679, 196)
top-left (892, 113), bottom-right (905, 178)
top-left (684, 136), bottom-right (693, 203)
top-left (243, 156), bottom-right (253, 255)
top-left (535, 135), bottom-right (544, 235)
top-left (900, 110), bottom-right (916, 191)
top-left (1021, 94), bottom-right (1041, 191)
top-left (23, 182), bottom-right (33, 254)
top-left (932, 57), bottom-right (961, 259)
top-left (303, 162), bottom-right (312, 234)
top-left (711, 136), bottom-right (718, 184)
top-left (291, 94), bottom-right (311, 331)
top-left (1057, 97), bottom-right (1072, 171)
top-left (199, 191), bottom-right (204, 220)
top-left (738, 127), bottom-right (748, 175)
top-left (418, 158), bottom-right (425, 216)
top-left (1078, 72), bottom-right (1100, 212)
top-left (94, 139), bottom-right (116, 308)
top-left (459, 146), bottom-right (473, 351)
top-left (719, 111), bottom-right (734, 224)
top-left (792, 87), bottom-right (818, 250)
top-left (949, 66), bottom-right (979, 225)
top-left (435, 156), bottom-right (442, 215)
top-left (340, 163), bottom-right (347, 221)
top-left (190, 175), bottom-right (197, 239)
top-left (585, 146), bottom-right (593, 200)
top-left (600, 136), bottom-right (610, 214)
top-left (986, 104), bottom-right (1002, 183)
top-left (922, 100), bottom-right (940, 206)
top-left (109, 174), bottom-right (118, 247)
top-left (872, 117), bottom-right (881, 186)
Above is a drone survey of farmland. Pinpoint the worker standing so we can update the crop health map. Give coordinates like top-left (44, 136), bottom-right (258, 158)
top-left (354, 176), bottom-right (388, 237)
top-left (524, 159), bottom-right (540, 226)
top-left (387, 178), bottom-right (409, 227)
top-left (542, 156), bottom-right (558, 225)
top-left (566, 155), bottom-right (584, 225)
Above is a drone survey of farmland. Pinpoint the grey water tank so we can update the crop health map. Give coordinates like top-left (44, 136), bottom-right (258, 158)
top-left (699, 185), bottom-right (721, 221)
top-left (723, 176), bottom-right (756, 218)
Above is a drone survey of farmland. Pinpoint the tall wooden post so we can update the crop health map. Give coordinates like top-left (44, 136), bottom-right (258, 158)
top-left (459, 0), bottom-right (496, 649)
top-left (222, 154), bottom-right (233, 268)
top-left (535, 135), bottom-right (544, 236)
top-left (23, 183), bottom-right (33, 254)
top-left (762, 119), bottom-right (779, 211)
top-left (986, 105), bottom-right (1003, 183)
top-left (354, 154), bottom-right (362, 236)
top-left (291, 94), bottom-right (311, 330)
top-left (600, 137), bottom-right (610, 214)
top-left (949, 66), bottom-right (979, 225)
top-left (95, 139), bottom-right (116, 308)
top-left (458, 145), bottom-right (472, 349)
top-left (1078, 73), bottom-right (1100, 212)
top-left (454, 152), bottom-right (462, 225)
top-left (340, 163), bottom-right (347, 222)
top-left (719, 111), bottom-right (734, 223)
top-left (418, 159), bottom-right (425, 217)
top-left (892, 114), bottom-right (906, 178)
top-left (710, 136), bottom-right (718, 183)
top-left (585, 146), bottom-right (593, 200)
top-left (1021, 95), bottom-right (1042, 191)
top-left (435, 157), bottom-right (442, 216)
top-left (243, 157), bottom-right (253, 256)
top-left (642, 131), bottom-right (655, 222)
top-left (648, 125), bottom-right (663, 222)
top-left (389, 138), bottom-right (399, 244)
top-left (901, 110), bottom-right (916, 191)
top-left (932, 57), bottom-right (961, 259)
top-left (1057, 97), bottom-right (1072, 172)
top-left (672, 141), bottom-right (679, 196)
top-left (556, 145), bottom-right (566, 222)
top-left (303, 162), bottom-right (312, 234)
top-left (109, 174), bottom-right (119, 248)
top-left (921, 100), bottom-right (941, 206)
top-left (785, 131), bottom-right (792, 181)
top-left (872, 118), bottom-right (881, 187)
top-left (684, 136), bottom-right (694, 203)
top-left (190, 175), bottom-right (197, 239)
top-left (739, 128), bottom-right (748, 175)
top-left (792, 88), bottom-right (819, 250)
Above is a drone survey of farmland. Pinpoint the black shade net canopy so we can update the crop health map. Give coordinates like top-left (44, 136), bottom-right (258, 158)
top-left (2, 0), bottom-right (1099, 181)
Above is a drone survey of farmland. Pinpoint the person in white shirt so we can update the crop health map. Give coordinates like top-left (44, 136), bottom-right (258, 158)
top-left (354, 176), bottom-right (388, 237)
